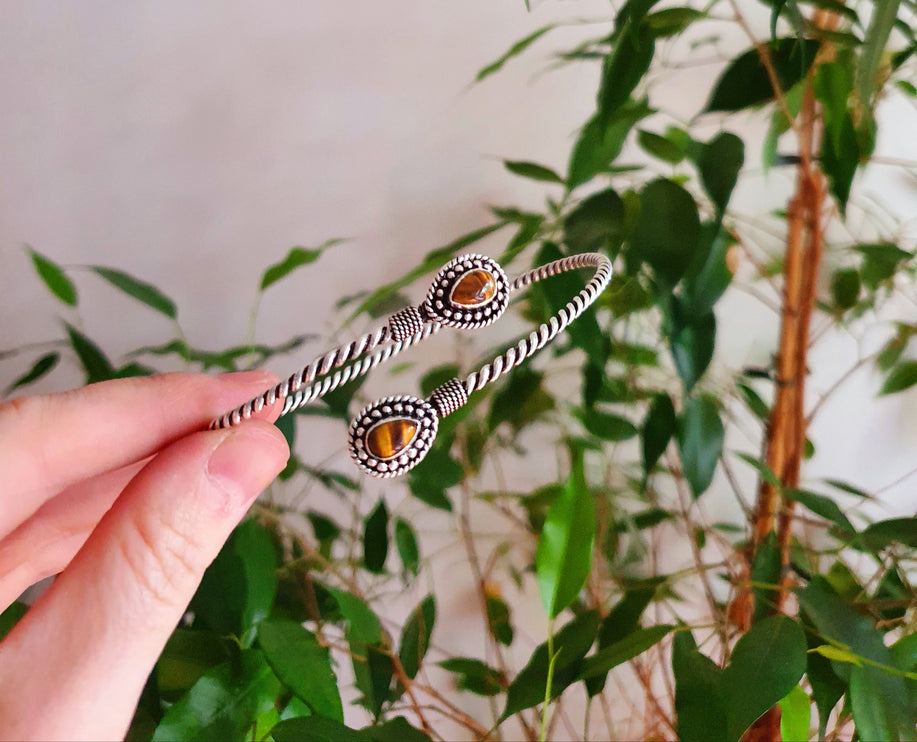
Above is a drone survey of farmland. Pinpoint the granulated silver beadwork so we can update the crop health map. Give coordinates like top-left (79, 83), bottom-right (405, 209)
top-left (429, 378), bottom-right (468, 417)
top-left (388, 305), bottom-right (426, 342)
top-left (348, 395), bottom-right (439, 478)
top-left (421, 253), bottom-right (509, 329)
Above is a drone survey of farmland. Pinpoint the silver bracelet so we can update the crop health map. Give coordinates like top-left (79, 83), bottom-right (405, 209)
top-left (211, 252), bottom-right (612, 478)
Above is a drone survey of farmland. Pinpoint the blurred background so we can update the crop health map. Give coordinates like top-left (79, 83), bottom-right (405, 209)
top-left (1, 1), bottom-right (915, 737)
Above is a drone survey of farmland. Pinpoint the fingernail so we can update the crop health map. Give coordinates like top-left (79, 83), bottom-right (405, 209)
top-left (206, 424), bottom-right (289, 511)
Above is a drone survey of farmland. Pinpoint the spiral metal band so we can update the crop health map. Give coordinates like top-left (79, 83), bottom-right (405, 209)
top-left (210, 251), bottom-right (613, 463)
top-left (388, 305), bottom-right (427, 342)
top-left (463, 252), bottom-right (612, 395)
top-left (428, 378), bottom-right (469, 417)
top-left (210, 322), bottom-right (441, 429)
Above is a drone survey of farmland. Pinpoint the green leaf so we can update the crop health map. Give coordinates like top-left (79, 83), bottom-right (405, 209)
top-left (579, 409), bottom-right (639, 441)
top-left (673, 631), bottom-right (727, 741)
top-left (156, 628), bottom-right (228, 697)
top-left (501, 610), bottom-right (600, 719)
top-left (821, 112), bottom-right (859, 213)
top-left (275, 413), bottom-right (296, 451)
top-left (778, 685), bottom-right (811, 742)
top-left (580, 624), bottom-right (674, 679)
top-left (598, 24), bottom-right (655, 124)
top-left (398, 595), bottom-right (435, 679)
top-left (738, 381), bottom-right (769, 420)
top-left (642, 392), bottom-right (676, 479)
top-left (610, 508), bottom-right (672, 533)
top-left (637, 129), bottom-right (685, 164)
top-left (273, 715), bottom-right (432, 742)
top-left (669, 304), bottom-right (716, 392)
top-left (488, 366), bottom-right (556, 432)
top-left (235, 520), bottom-right (279, 640)
top-left (0, 602), bottom-right (27, 642)
top-left (4, 352), bottom-right (59, 395)
top-left (438, 658), bottom-right (505, 696)
top-left (856, 242), bottom-right (912, 288)
top-left (850, 662), bottom-right (916, 742)
top-left (856, 0), bottom-right (901, 113)
top-left (891, 632), bottom-right (917, 673)
top-left (630, 178), bottom-right (700, 285)
top-left (152, 650), bottom-right (281, 741)
top-left (568, 100), bottom-right (653, 189)
top-left (811, 644), bottom-right (864, 665)
top-left (586, 583), bottom-right (658, 695)
top-left (115, 361), bottom-right (156, 379)
top-left (823, 478), bottom-right (871, 498)
top-left (645, 7), bottom-right (705, 37)
top-left (394, 518), bottom-right (420, 577)
top-left (696, 132), bottom-right (744, 214)
top-left (683, 225), bottom-right (734, 318)
top-left (260, 240), bottom-right (342, 291)
top-left (476, 25), bottom-right (557, 82)
top-left (407, 479), bottom-right (453, 511)
top-left (258, 619), bottom-right (343, 721)
top-left (705, 38), bottom-right (821, 112)
top-left (500, 213), bottom-right (544, 262)
top-left (363, 500), bottom-right (389, 574)
top-left (271, 716), bottom-right (365, 742)
top-left (407, 444), bottom-right (462, 511)
top-left (799, 577), bottom-right (914, 739)
top-left (323, 586), bottom-right (382, 644)
top-left (486, 593), bottom-right (514, 647)
top-left (721, 615), bottom-right (807, 740)
top-left (351, 640), bottom-right (394, 718)
top-left (535, 447), bottom-right (596, 618)
top-left (65, 323), bottom-right (116, 384)
top-left (880, 361), bottom-right (917, 395)
top-left (831, 268), bottom-right (861, 309)
top-left (28, 247), bottom-right (77, 306)
top-left (419, 364), bottom-right (460, 398)
top-left (751, 532), bottom-right (781, 621)
top-left (677, 395), bottom-right (724, 498)
top-left (736, 451), bottom-right (781, 488)
top-left (92, 267), bottom-right (177, 319)
top-left (504, 160), bottom-right (565, 184)
top-left (815, 61), bottom-right (858, 213)
top-left (191, 519), bottom-right (278, 643)
top-left (860, 516), bottom-right (917, 551)
top-left (366, 717), bottom-right (433, 742)
top-left (805, 626), bottom-right (846, 737)
top-left (563, 188), bottom-right (626, 254)
top-left (784, 489), bottom-right (856, 535)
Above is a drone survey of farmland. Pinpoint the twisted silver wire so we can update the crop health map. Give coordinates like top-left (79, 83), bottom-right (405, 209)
top-left (211, 251), bottom-right (612, 429)
top-left (463, 253), bottom-right (612, 395)
top-left (210, 323), bottom-right (438, 429)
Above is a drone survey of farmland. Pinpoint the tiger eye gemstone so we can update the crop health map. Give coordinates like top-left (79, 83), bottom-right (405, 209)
top-left (366, 418), bottom-right (417, 460)
top-left (451, 269), bottom-right (496, 308)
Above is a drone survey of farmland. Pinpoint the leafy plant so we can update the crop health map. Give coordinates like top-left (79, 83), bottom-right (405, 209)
top-left (2, 0), bottom-right (916, 740)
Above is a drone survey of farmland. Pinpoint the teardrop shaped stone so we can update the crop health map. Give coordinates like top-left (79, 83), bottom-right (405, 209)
top-left (451, 269), bottom-right (496, 308)
top-left (366, 418), bottom-right (418, 460)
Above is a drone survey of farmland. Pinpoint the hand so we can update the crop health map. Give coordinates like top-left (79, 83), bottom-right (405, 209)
top-left (0, 372), bottom-right (290, 741)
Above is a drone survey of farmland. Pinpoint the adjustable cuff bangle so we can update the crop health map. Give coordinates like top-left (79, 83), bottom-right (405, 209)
top-left (211, 252), bottom-right (612, 478)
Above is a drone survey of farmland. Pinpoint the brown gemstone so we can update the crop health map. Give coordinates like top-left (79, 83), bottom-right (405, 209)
top-left (366, 418), bottom-right (418, 460)
top-left (450, 269), bottom-right (496, 308)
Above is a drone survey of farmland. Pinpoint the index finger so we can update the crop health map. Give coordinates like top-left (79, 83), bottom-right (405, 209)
top-left (0, 370), bottom-right (277, 540)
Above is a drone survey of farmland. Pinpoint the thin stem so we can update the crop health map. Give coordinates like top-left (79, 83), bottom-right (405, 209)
top-left (539, 617), bottom-right (557, 742)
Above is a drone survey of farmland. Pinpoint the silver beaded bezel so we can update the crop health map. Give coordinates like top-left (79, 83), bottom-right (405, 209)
top-left (422, 254), bottom-right (509, 329)
top-left (348, 395), bottom-right (439, 478)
